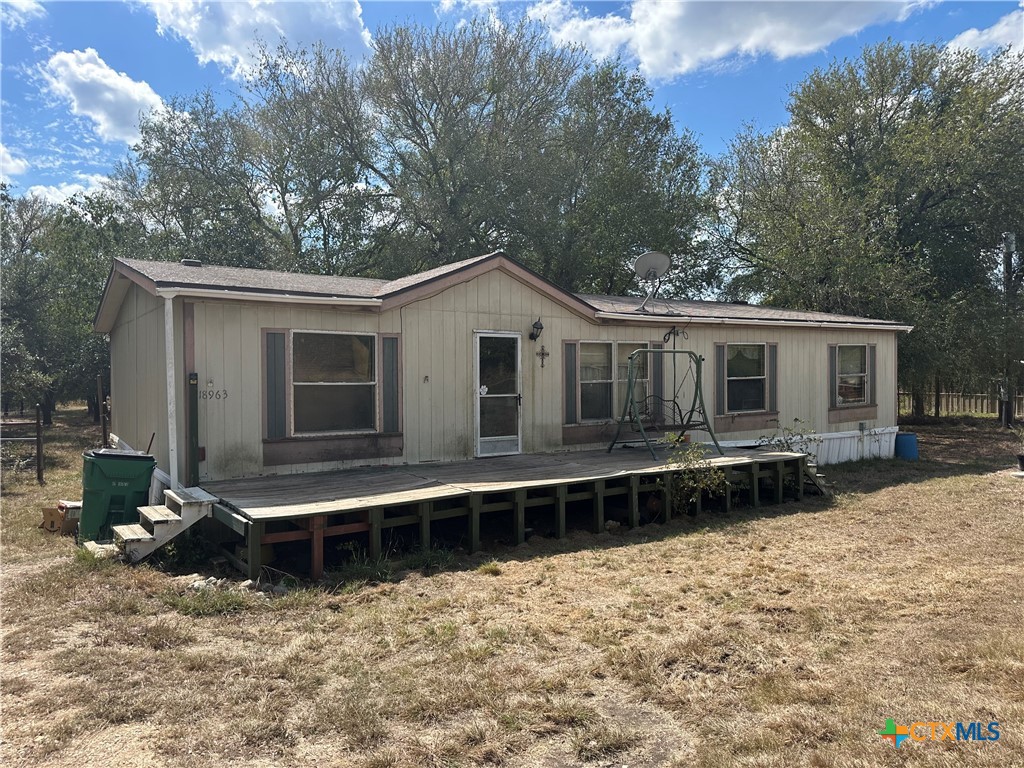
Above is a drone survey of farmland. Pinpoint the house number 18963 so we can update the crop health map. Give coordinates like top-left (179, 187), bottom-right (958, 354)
top-left (199, 389), bottom-right (229, 400)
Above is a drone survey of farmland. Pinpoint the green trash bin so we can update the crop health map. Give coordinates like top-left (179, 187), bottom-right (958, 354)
top-left (79, 449), bottom-right (157, 543)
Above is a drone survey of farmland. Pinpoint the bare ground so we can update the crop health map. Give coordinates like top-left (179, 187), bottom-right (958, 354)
top-left (2, 411), bottom-right (1022, 767)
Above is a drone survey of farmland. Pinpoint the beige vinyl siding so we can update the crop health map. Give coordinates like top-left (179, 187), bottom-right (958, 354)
top-left (179, 266), bottom-right (898, 480)
top-left (401, 269), bottom-right (896, 450)
top-left (188, 300), bottom-right (399, 480)
top-left (399, 269), bottom-right (659, 463)
top-left (109, 283), bottom-right (169, 470)
top-left (685, 326), bottom-right (896, 443)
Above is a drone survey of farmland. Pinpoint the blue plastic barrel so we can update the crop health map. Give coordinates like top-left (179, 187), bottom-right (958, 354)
top-left (894, 432), bottom-right (919, 460)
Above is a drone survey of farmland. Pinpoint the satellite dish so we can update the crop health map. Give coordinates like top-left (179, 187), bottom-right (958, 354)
top-left (633, 251), bottom-right (671, 282)
top-left (633, 251), bottom-right (671, 313)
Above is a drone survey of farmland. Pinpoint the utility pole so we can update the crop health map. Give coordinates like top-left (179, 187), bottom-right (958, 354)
top-left (1002, 232), bottom-right (1017, 427)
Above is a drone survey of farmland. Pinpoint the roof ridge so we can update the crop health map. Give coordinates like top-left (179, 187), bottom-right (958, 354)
top-left (375, 251), bottom-right (503, 297)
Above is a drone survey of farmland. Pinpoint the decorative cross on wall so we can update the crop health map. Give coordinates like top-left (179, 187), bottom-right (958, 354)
top-left (536, 345), bottom-right (550, 368)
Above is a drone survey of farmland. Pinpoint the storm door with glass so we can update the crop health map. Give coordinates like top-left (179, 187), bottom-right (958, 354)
top-left (475, 333), bottom-right (521, 456)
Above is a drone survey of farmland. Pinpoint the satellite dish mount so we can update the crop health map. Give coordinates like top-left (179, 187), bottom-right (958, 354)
top-left (633, 251), bottom-right (671, 313)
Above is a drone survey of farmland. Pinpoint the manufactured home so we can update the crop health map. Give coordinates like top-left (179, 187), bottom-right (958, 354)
top-left (93, 252), bottom-right (910, 575)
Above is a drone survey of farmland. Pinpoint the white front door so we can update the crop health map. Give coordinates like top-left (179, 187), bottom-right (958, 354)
top-left (474, 332), bottom-right (521, 457)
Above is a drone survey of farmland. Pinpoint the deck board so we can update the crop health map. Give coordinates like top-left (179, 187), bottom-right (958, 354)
top-left (202, 447), bottom-right (804, 522)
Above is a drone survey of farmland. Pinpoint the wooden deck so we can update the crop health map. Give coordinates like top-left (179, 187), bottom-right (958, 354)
top-left (202, 446), bottom-right (808, 580)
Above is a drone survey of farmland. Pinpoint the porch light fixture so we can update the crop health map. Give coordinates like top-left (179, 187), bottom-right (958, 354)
top-left (529, 318), bottom-right (544, 341)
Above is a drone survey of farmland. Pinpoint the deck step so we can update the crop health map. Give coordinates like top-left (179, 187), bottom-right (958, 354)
top-left (166, 487), bottom-right (219, 507)
top-left (138, 505), bottom-right (181, 525)
top-left (802, 464), bottom-right (832, 497)
top-left (113, 523), bottom-right (155, 543)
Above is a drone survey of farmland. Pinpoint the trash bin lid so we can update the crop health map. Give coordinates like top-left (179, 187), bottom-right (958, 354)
top-left (85, 448), bottom-right (155, 461)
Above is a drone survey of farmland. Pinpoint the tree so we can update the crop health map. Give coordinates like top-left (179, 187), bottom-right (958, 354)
top-left (105, 21), bottom-right (713, 297)
top-left (110, 92), bottom-right (279, 268)
top-left (1, 187), bottom-right (56, 416)
top-left (232, 42), bottom-right (380, 275)
top-left (710, 42), bottom-right (1024, 402)
top-left (519, 61), bottom-right (710, 295)
top-left (358, 19), bottom-right (585, 275)
top-left (1, 187), bottom-right (141, 422)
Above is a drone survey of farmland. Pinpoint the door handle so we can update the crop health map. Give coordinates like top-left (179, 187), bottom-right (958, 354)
top-left (516, 393), bottom-right (523, 406)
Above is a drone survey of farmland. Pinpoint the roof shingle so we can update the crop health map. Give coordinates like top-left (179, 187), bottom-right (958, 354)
top-left (578, 294), bottom-right (901, 326)
top-left (113, 255), bottom-right (904, 328)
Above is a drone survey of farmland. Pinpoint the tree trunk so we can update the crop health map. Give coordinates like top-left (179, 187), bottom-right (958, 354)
top-left (933, 376), bottom-right (941, 418)
top-left (41, 391), bottom-right (56, 426)
top-left (911, 388), bottom-right (924, 418)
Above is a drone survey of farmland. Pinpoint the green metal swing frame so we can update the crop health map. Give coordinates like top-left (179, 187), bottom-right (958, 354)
top-left (606, 348), bottom-right (723, 459)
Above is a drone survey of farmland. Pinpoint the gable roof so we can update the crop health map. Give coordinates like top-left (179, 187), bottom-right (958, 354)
top-left (95, 252), bottom-right (911, 333)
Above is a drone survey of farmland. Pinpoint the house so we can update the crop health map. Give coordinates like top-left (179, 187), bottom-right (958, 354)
top-left (94, 251), bottom-right (911, 492)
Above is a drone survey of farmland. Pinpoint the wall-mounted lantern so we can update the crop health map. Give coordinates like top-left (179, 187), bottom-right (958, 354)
top-left (529, 318), bottom-right (544, 342)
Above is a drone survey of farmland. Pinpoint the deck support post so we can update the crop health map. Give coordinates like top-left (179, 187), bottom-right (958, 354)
top-left (593, 480), bottom-right (605, 533)
top-left (628, 476), bottom-right (640, 528)
top-left (662, 472), bottom-right (673, 522)
top-left (469, 494), bottom-right (481, 552)
top-left (246, 521), bottom-right (264, 580)
top-left (555, 485), bottom-right (567, 539)
top-left (513, 490), bottom-right (526, 544)
top-left (773, 461), bottom-right (784, 505)
top-left (750, 463), bottom-right (760, 508)
top-left (797, 458), bottom-right (806, 501)
top-left (368, 508), bottom-right (382, 559)
top-left (418, 501), bottom-right (432, 549)
top-left (309, 515), bottom-right (325, 580)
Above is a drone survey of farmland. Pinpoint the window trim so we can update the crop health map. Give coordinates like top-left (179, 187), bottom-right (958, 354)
top-left (724, 342), bottom-right (768, 414)
top-left (616, 341), bottom-right (650, 420)
top-left (288, 329), bottom-right (379, 437)
top-left (833, 343), bottom-right (869, 408)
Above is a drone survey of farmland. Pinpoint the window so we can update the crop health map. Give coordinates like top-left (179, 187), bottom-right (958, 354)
top-left (726, 343), bottom-right (766, 412)
top-left (713, 342), bottom-right (778, 432)
top-left (835, 344), bottom-right (867, 406)
top-left (292, 332), bottom-right (375, 433)
top-left (573, 342), bottom-right (649, 422)
top-left (580, 343), bottom-right (612, 420)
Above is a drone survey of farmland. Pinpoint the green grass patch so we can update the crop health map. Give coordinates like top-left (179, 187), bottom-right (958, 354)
top-left (161, 588), bottom-right (253, 616)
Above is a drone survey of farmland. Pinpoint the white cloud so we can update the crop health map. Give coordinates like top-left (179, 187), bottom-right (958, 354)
top-left (41, 48), bottom-right (163, 144)
top-left (1, 0), bottom-right (46, 30)
top-left (0, 143), bottom-right (31, 180)
top-left (436, 0), bottom-right (501, 18)
top-left (139, 0), bottom-right (373, 79)
top-left (26, 173), bottom-right (108, 204)
top-left (948, 7), bottom-right (1022, 53)
top-left (528, 0), bottom-right (926, 80)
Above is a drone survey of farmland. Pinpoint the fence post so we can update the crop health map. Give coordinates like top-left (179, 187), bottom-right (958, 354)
top-left (101, 398), bottom-right (110, 447)
top-left (35, 403), bottom-right (44, 485)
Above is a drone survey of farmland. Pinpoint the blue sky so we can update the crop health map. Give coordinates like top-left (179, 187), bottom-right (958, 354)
top-left (1, 1), bottom-right (1020, 202)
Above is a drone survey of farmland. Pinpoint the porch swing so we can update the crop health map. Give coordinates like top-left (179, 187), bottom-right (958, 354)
top-left (606, 341), bottom-right (723, 459)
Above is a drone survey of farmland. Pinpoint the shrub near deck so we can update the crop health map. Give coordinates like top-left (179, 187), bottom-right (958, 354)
top-left (1, 411), bottom-right (1021, 767)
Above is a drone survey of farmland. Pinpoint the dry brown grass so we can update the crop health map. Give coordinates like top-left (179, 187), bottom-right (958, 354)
top-left (2, 411), bottom-right (1022, 767)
